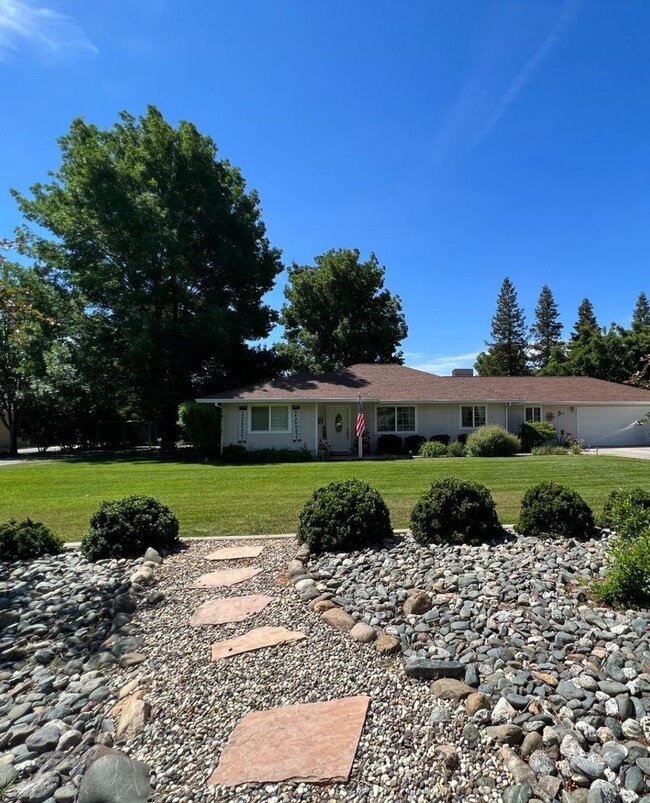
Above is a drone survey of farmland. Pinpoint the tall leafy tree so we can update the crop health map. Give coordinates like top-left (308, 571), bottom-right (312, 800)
top-left (13, 107), bottom-right (282, 450)
top-left (278, 248), bottom-right (408, 373)
top-left (560, 301), bottom-right (628, 382)
top-left (530, 285), bottom-right (563, 371)
top-left (475, 277), bottom-right (528, 376)
top-left (0, 251), bottom-right (60, 455)
top-left (632, 291), bottom-right (650, 329)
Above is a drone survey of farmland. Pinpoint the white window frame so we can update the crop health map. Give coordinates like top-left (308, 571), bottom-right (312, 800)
top-left (460, 404), bottom-right (487, 429)
top-left (375, 404), bottom-right (417, 433)
top-left (248, 404), bottom-right (291, 434)
top-left (525, 406), bottom-right (542, 423)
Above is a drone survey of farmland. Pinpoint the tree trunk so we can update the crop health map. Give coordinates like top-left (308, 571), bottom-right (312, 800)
top-left (159, 406), bottom-right (176, 453)
top-left (9, 419), bottom-right (18, 457)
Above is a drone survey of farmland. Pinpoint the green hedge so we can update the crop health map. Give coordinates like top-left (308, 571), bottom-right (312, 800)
top-left (410, 476), bottom-right (502, 546)
top-left (517, 481), bottom-right (596, 538)
top-left (0, 519), bottom-right (64, 561)
top-left (82, 495), bottom-right (180, 560)
top-left (466, 425), bottom-right (520, 457)
top-left (297, 479), bottom-right (392, 553)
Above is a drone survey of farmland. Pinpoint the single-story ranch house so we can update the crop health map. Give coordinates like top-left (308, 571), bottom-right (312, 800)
top-left (197, 363), bottom-right (650, 455)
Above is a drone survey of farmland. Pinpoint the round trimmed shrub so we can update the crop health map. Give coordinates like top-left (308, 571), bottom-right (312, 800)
top-left (517, 481), bottom-right (596, 539)
top-left (410, 476), bottom-right (502, 546)
top-left (419, 440), bottom-right (448, 458)
top-left (520, 421), bottom-right (557, 452)
top-left (466, 425), bottom-right (520, 457)
top-left (297, 479), bottom-right (392, 553)
top-left (0, 518), bottom-right (64, 561)
top-left (600, 486), bottom-right (650, 533)
top-left (82, 495), bottom-right (180, 561)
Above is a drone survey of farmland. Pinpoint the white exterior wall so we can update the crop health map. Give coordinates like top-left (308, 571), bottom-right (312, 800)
top-left (365, 402), bottom-right (508, 450)
top-left (221, 402), bottom-right (318, 453)
top-left (411, 402), bottom-right (506, 440)
top-left (507, 405), bottom-right (578, 440)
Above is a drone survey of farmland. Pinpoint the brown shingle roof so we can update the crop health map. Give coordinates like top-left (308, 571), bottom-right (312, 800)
top-left (198, 363), bottom-right (650, 404)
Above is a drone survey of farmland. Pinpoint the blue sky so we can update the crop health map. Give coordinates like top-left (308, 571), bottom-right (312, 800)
top-left (1, 0), bottom-right (648, 374)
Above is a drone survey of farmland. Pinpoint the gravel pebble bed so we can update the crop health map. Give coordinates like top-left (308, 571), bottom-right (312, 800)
top-left (6, 529), bottom-right (647, 803)
top-left (109, 538), bottom-right (509, 803)
top-left (0, 550), bottom-right (146, 801)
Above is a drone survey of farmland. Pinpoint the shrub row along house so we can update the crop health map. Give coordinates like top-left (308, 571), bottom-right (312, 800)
top-left (197, 363), bottom-right (650, 455)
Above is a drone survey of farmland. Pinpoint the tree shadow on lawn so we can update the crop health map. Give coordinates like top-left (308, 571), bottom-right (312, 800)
top-left (0, 447), bottom-right (202, 468)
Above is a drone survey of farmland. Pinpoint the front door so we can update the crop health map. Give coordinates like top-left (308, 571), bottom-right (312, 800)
top-left (326, 405), bottom-right (350, 453)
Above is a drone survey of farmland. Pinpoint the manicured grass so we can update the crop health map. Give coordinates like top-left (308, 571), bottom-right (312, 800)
top-left (0, 453), bottom-right (647, 541)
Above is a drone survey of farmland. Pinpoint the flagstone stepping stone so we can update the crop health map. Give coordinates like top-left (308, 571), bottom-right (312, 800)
top-left (190, 595), bottom-right (273, 626)
top-left (191, 567), bottom-right (262, 588)
top-left (207, 695), bottom-right (371, 787)
top-left (211, 626), bottom-right (306, 661)
top-left (205, 545), bottom-right (265, 561)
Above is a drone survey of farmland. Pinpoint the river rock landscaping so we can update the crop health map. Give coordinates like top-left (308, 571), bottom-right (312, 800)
top-left (0, 548), bottom-right (162, 802)
top-left (297, 529), bottom-right (650, 803)
top-left (1, 527), bottom-right (649, 803)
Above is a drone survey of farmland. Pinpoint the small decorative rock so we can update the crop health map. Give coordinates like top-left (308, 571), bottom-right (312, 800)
top-left (486, 724), bottom-right (525, 746)
top-left (77, 753), bottom-right (153, 803)
top-left (320, 607), bottom-right (356, 633)
top-left (287, 559), bottom-right (304, 578)
top-left (115, 696), bottom-right (151, 740)
top-left (375, 633), bottom-right (401, 656)
top-left (143, 547), bottom-right (163, 564)
top-left (430, 679), bottom-right (475, 701)
top-left (404, 658), bottom-right (465, 680)
top-left (434, 743), bottom-right (459, 769)
top-left (14, 770), bottom-right (61, 802)
top-left (312, 598), bottom-right (336, 613)
top-left (491, 696), bottom-right (517, 725)
top-left (349, 623), bottom-right (376, 643)
top-left (466, 692), bottom-right (491, 717)
top-left (403, 590), bottom-right (432, 616)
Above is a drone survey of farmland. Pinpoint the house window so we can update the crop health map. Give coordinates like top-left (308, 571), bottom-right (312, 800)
top-left (525, 406), bottom-right (542, 423)
top-left (461, 405), bottom-right (486, 428)
top-left (249, 405), bottom-right (289, 433)
top-left (377, 405), bottom-right (416, 432)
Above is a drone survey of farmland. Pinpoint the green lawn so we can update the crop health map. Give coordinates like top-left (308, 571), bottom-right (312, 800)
top-left (0, 453), bottom-right (648, 541)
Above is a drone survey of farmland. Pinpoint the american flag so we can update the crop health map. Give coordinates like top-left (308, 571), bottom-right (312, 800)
top-left (356, 395), bottom-right (366, 438)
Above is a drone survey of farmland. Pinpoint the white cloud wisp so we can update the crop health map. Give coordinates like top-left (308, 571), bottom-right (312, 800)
top-left (405, 351), bottom-right (479, 376)
top-left (0, 0), bottom-right (97, 60)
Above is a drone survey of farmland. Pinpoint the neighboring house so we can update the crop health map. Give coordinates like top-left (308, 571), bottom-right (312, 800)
top-left (0, 420), bottom-right (25, 452)
top-left (197, 363), bottom-right (650, 455)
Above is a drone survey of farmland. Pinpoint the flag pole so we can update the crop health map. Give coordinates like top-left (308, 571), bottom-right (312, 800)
top-left (357, 394), bottom-right (364, 460)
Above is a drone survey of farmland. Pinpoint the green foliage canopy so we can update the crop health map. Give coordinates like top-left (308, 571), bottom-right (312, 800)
top-left (278, 248), bottom-right (407, 374)
top-left (13, 106), bottom-right (283, 450)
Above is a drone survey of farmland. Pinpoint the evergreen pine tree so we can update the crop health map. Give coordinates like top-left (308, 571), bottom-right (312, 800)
top-left (478, 278), bottom-right (529, 375)
top-left (632, 291), bottom-right (650, 329)
top-left (530, 285), bottom-right (563, 371)
top-left (571, 298), bottom-right (598, 341)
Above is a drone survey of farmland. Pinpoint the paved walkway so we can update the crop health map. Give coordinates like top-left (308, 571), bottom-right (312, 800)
top-left (189, 545), bottom-right (370, 790)
top-left (589, 446), bottom-right (650, 460)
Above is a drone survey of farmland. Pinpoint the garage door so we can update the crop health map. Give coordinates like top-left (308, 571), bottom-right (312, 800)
top-left (577, 407), bottom-right (650, 447)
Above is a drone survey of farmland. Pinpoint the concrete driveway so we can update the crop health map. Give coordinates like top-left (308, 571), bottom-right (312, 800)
top-left (591, 447), bottom-right (650, 460)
